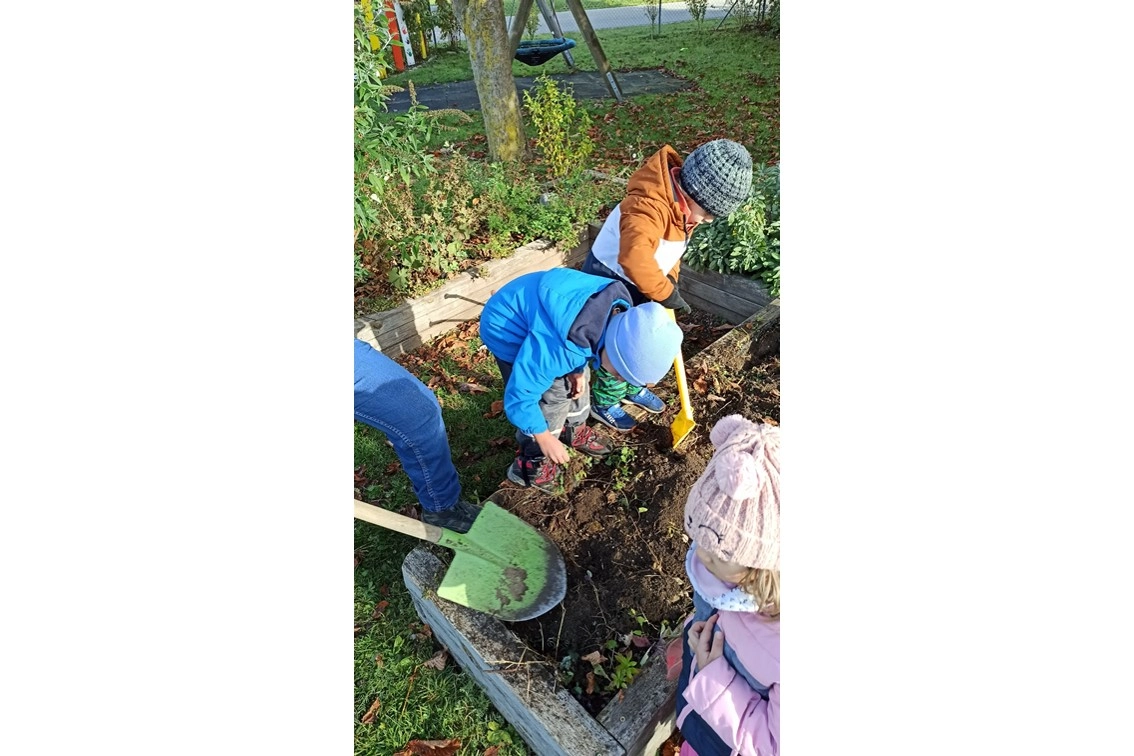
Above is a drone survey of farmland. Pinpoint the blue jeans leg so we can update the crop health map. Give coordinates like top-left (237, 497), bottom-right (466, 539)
top-left (354, 339), bottom-right (461, 512)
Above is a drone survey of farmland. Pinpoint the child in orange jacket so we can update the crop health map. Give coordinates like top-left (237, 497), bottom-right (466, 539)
top-left (582, 140), bottom-right (753, 432)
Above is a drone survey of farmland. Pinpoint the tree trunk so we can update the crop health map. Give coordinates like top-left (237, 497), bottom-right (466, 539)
top-left (451, 0), bottom-right (527, 163)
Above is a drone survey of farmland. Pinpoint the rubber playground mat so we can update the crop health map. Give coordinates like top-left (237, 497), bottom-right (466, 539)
top-left (384, 69), bottom-right (693, 113)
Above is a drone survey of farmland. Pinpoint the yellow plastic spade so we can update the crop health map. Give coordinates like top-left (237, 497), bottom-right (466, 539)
top-left (667, 308), bottom-right (696, 448)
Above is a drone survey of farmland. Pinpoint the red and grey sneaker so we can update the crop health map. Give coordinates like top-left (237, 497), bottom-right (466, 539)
top-left (562, 424), bottom-right (612, 458)
top-left (506, 456), bottom-right (563, 494)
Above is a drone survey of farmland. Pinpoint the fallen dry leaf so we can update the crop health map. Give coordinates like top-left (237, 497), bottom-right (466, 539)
top-left (488, 436), bottom-right (511, 448)
top-left (692, 376), bottom-right (709, 395)
top-left (581, 650), bottom-right (607, 666)
top-left (360, 697), bottom-right (381, 724)
top-left (393, 739), bottom-right (461, 756)
top-left (483, 400), bottom-right (505, 419)
top-left (585, 670), bottom-right (596, 695)
top-left (409, 622), bottom-right (433, 642)
top-left (482, 747), bottom-right (500, 756)
top-left (457, 382), bottom-right (488, 394)
top-left (354, 549), bottom-right (364, 569)
top-left (374, 653), bottom-right (384, 668)
top-left (422, 649), bottom-right (448, 671)
top-left (371, 600), bottom-right (389, 620)
top-left (706, 393), bottom-right (726, 403)
top-left (630, 634), bottom-right (652, 648)
top-left (385, 461), bottom-right (402, 475)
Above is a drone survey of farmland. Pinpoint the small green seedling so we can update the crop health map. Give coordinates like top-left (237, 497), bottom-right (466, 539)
top-left (606, 653), bottom-right (641, 692)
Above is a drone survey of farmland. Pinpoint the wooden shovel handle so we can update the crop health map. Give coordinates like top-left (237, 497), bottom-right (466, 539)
top-left (354, 499), bottom-right (443, 544)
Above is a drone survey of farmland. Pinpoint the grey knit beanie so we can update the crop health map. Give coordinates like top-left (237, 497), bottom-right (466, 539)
top-left (679, 139), bottom-right (753, 218)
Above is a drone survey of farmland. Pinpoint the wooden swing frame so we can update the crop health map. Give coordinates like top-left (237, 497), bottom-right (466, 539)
top-left (506, 0), bottom-right (624, 102)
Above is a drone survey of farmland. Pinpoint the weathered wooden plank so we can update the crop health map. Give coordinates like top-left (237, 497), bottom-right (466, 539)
top-left (403, 547), bottom-right (625, 756)
top-left (678, 267), bottom-right (771, 324)
top-left (360, 240), bottom-right (558, 336)
top-left (356, 229), bottom-right (593, 356)
top-left (688, 300), bottom-right (780, 375)
top-left (686, 266), bottom-right (770, 300)
top-left (596, 643), bottom-right (678, 756)
top-left (357, 242), bottom-right (563, 356)
top-left (680, 293), bottom-right (750, 328)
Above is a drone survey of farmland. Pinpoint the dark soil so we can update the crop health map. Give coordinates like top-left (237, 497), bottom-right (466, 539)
top-left (374, 303), bottom-right (779, 718)
top-left (498, 312), bottom-right (780, 714)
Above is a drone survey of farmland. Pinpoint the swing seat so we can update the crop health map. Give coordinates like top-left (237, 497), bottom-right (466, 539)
top-left (514, 38), bottom-right (576, 66)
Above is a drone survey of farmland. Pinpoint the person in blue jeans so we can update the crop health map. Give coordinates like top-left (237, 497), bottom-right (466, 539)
top-left (354, 339), bottom-right (481, 533)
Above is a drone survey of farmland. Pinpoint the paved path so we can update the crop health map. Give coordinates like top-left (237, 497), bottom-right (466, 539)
top-left (385, 68), bottom-right (692, 113)
top-left (508, 1), bottom-right (736, 33)
top-left (420, 1), bottom-right (738, 40)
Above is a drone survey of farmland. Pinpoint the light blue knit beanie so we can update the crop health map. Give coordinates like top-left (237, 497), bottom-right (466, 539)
top-left (604, 302), bottom-right (684, 387)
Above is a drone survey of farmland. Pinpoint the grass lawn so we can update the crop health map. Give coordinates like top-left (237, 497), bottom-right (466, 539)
top-left (355, 326), bottom-right (528, 754)
top-left (386, 21), bottom-right (779, 168)
top-left (357, 23), bottom-right (778, 756)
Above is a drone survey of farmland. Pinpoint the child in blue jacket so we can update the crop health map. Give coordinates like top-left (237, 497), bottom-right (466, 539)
top-left (479, 268), bottom-right (684, 493)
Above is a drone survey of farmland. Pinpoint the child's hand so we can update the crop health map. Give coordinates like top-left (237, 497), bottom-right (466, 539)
top-left (565, 372), bottom-right (585, 399)
top-left (534, 431), bottom-right (571, 465)
top-left (688, 613), bottom-right (725, 671)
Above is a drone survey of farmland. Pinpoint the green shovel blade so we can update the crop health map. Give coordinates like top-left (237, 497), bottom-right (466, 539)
top-left (434, 499), bottom-right (567, 622)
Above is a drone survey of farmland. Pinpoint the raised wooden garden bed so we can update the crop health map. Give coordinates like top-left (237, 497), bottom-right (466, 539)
top-left (403, 546), bottom-right (667, 756)
top-left (355, 230), bottom-right (594, 357)
top-left (400, 302), bottom-right (780, 755)
top-left (359, 212), bottom-right (771, 358)
top-left (580, 220), bottom-right (772, 326)
top-left (678, 266), bottom-right (772, 326)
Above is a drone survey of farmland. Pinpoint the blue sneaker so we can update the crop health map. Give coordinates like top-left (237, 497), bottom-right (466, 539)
top-left (590, 403), bottom-right (638, 432)
top-left (622, 387), bottom-right (665, 414)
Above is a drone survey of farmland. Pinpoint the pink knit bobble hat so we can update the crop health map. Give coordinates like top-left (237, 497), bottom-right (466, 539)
top-left (684, 414), bottom-right (780, 570)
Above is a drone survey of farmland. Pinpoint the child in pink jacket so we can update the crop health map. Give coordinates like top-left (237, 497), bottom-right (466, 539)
top-left (675, 415), bottom-right (780, 756)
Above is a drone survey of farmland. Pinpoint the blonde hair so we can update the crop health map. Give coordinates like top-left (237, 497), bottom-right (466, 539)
top-left (737, 567), bottom-right (779, 619)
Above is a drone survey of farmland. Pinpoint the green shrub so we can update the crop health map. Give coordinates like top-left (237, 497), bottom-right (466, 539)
top-left (685, 163), bottom-right (780, 297)
top-left (685, 0), bottom-right (709, 29)
top-left (353, 10), bottom-right (619, 300)
top-left (433, 0), bottom-right (462, 49)
top-left (731, 0), bottom-right (780, 33)
top-left (522, 74), bottom-right (595, 179)
top-left (355, 0), bottom-right (473, 289)
top-left (358, 154), bottom-right (620, 297)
